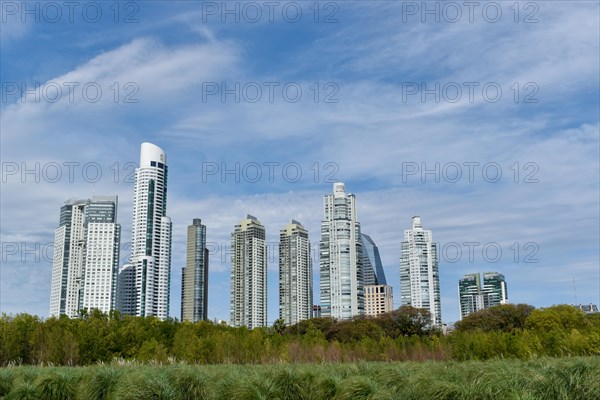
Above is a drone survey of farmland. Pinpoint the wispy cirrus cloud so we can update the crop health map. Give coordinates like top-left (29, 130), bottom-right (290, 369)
top-left (1, 1), bottom-right (598, 322)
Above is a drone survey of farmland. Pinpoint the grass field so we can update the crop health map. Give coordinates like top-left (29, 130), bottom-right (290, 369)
top-left (0, 357), bottom-right (598, 399)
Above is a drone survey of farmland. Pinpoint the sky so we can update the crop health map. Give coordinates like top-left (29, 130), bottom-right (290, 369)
top-left (1, 0), bottom-right (599, 324)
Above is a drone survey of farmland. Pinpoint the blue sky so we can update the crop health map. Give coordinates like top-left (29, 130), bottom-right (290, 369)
top-left (1, 1), bottom-right (599, 323)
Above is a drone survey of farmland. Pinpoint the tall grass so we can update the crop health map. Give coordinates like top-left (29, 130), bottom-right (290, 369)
top-left (82, 366), bottom-right (121, 400)
top-left (36, 372), bottom-right (76, 400)
top-left (116, 371), bottom-right (178, 400)
top-left (0, 357), bottom-right (598, 399)
top-left (5, 381), bottom-right (37, 400)
top-left (0, 369), bottom-right (14, 397)
top-left (167, 367), bottom-right (209, 400)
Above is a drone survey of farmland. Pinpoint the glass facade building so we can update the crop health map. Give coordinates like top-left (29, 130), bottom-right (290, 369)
top-left (458, 272), bottom-right (508, 319)
top-left (181, 219), bottom-right (209, 322)
top-left (361, 233), bottom-right (387, 286)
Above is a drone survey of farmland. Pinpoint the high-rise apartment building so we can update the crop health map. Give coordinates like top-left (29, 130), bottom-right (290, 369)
top-left (320, 182), bottom-right (364, 320)
top-left (400, 216), bottom-right (442, 326)
top-left (361, 233), bottom-right (387, 286)
top-left (364, 284), bottom-right (393, 316)
top-left (181, 219), bottom-right (209, 322)
top-left (482, 272), bottom-right (508, 308)
top-left (458, 272), bottom-right (508, 319)
top-left (458, 273), bottom-right (482, 318)
top-left (230, 215), bottom-right (267, 328)
top-left (117, 143), bottom-right (172, 319)
top-left (50, 196), bottom-right (120, 317)
top-left (279, 220), bottom-right (312, 326)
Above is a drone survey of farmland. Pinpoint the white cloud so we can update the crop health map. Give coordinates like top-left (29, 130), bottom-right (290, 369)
top-left (1, 2), bottom-right (598, 323)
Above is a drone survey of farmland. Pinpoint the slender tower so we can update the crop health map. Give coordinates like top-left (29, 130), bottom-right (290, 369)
top-left (118, 143), bottom-right (172, 319)
top-left (230, 215), bottom-right (267, 329)
top-left (319, 182), bottom-right (364, 320)
top-left (279, 220), bottom-right (312, 325)
top-left (181, 219), bottom-right (209, 322)
top-left (400, 216), bottom-right (441, 325)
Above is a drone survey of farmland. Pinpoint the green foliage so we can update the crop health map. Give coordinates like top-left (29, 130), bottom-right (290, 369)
top-left (0, 369), bottom-right (14, 397)
top-left (167, 367), bottom-right (209, 400)
top-left (0, 313), bottom-right (41, 364)
top-left (525, 304), bottom-right (590, 332)
top-left (83, 367), bottom-right (121, 400)
top-left (35, 372), bottom-right (76, 400)
top-left (5, 381), bottom-right (38, 400)
top-left (326, 319), bottom-right (384, 342)
top-left (116, 372), bottom-right (178, 400)
top-left (137, 338), bottom-right (169, 364)
top-left (374, 306), bottom-right (437, 337)
top-left (0, 358), bottom-right (599, 399)
top-left (1, 305), bottom-right (598, 366)
top-left (272, 318), bottom-right (287, 335)
top-left (455, 303), bottom-right (534, 332)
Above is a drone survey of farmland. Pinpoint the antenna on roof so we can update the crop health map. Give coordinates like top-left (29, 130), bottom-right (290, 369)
top-left (572, 277), bottom-right (578, 305)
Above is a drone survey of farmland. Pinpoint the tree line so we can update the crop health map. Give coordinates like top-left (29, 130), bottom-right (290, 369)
top-left (1, 304), bottom-right (598, 366)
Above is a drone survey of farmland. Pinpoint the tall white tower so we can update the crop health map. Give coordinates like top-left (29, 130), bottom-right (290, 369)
top-left (319, 182), bottom-right (364, 320)
top-left (118, 143), bottom-right (172, 319)
top-left (279, 220), bottom-right (312, 326)
top-left (230, 215), bottom-right (267, 328)
top-left (400, 216), bottom-right (442, 326)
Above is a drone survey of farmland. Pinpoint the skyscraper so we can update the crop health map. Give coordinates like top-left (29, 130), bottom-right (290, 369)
top-left (279, 220), bottom-right (312, 326)
top-left (230, 215), bottom-right (267, 328)
top-left (459, 272), bottom-right (508, 319)
top-left (181, 219), bottom-right (209, 322)
top-left (320, 182), bottom-right (364, 320)
top-left (117, 143), bottom-right (172, 319)
top-left (50, 196), bottom-right (121, 317)
top-left (400, 216), bottom-right (442, 326)
top-left (482, 272), bottom-right (508, 308)
top-left (361, 233), bottom-right (387, 286)
top-left (458, 273), bottom-right (482, 319)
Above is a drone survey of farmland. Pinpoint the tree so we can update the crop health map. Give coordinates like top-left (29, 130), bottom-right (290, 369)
top-left (525, 305), bottom-right (590, 332)
top-left (376, 306), bottom-right (436, 337)
top-left (286, 318), bottom-right (336, 336)
top-left (325, 318), bottom-right (384, 342)
top-left (272, 318), bottom-right (286, 335)
top-left (454, 304), bottom-right (535, 332)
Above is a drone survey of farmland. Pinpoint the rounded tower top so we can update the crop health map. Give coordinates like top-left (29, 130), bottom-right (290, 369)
top-left (140, 142), bottom-right (166, 167)
top-left (333, 182), bottom-right (346, 198)
top-left (412, 216), bottom-right (422, 229)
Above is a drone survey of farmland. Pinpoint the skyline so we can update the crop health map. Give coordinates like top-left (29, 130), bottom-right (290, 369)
top-left (1, 1), bottom-right (598, 324)
top-left (14, 169), bottom-right (597, 324)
